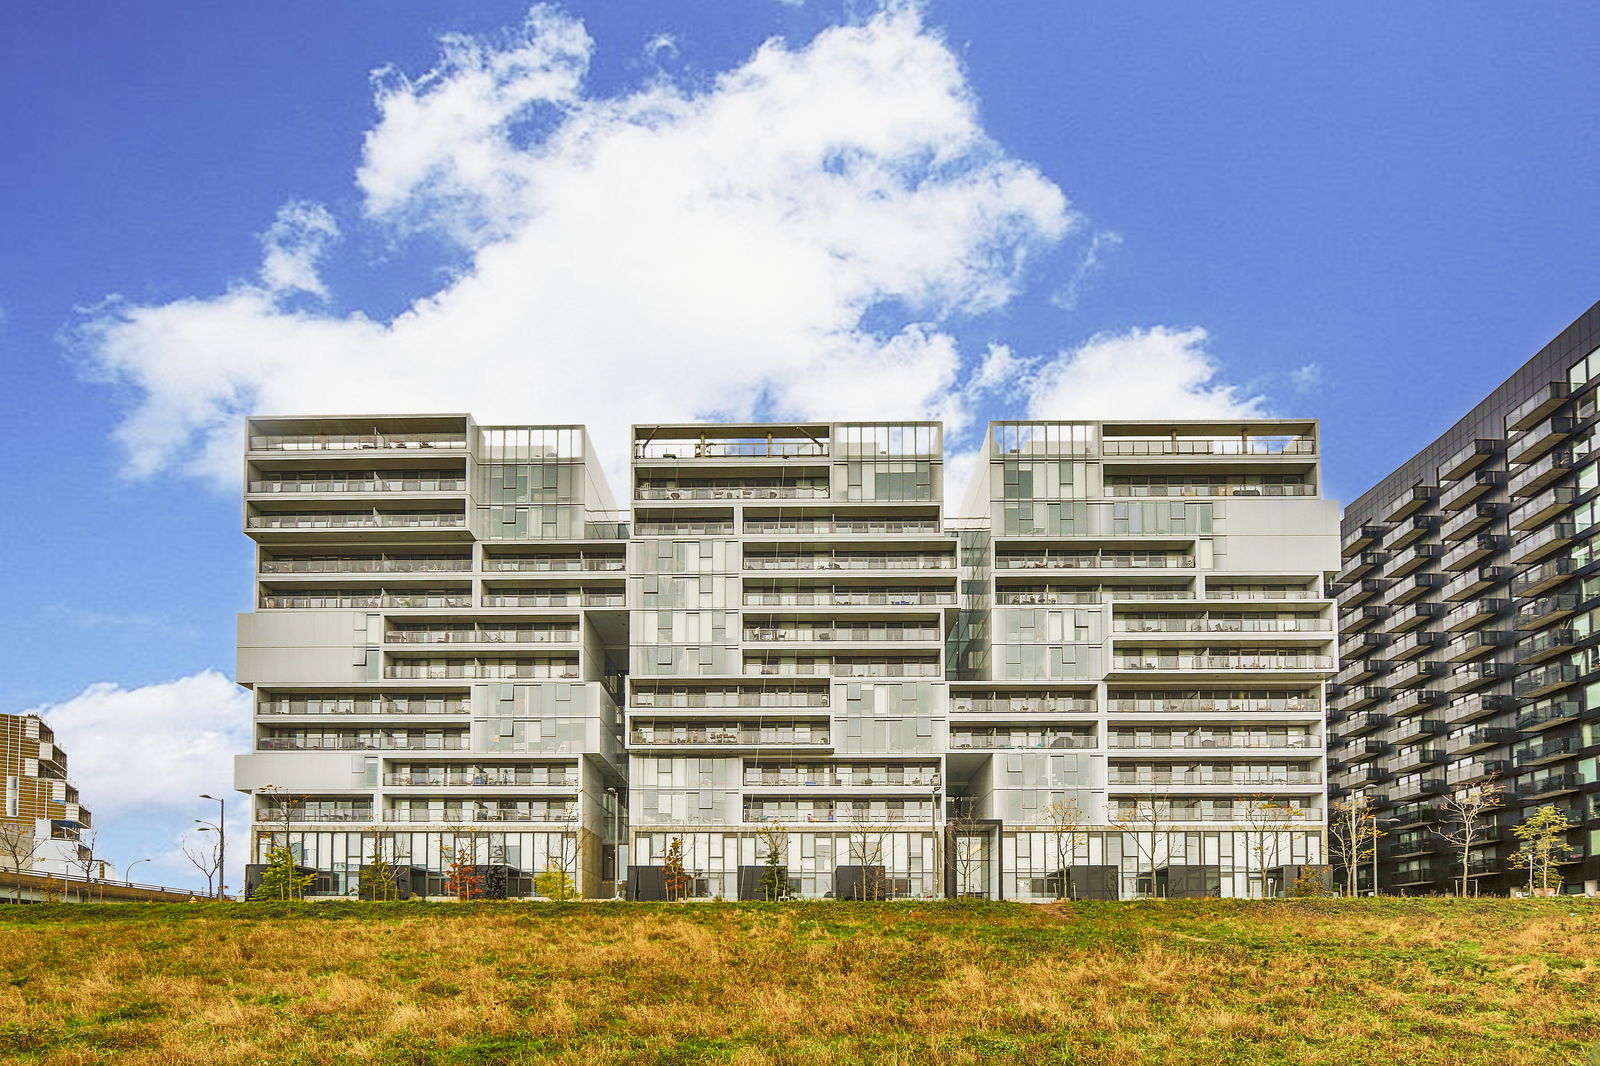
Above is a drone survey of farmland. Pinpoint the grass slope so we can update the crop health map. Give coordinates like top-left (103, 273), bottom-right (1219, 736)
top-left (0, 898), bottom-right (1596, 1065)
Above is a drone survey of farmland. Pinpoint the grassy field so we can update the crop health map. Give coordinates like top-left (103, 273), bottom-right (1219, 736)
top-left (1, 898), bottom-right (1597, 1066)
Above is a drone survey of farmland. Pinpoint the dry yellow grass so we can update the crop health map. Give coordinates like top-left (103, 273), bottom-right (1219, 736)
top-left (0, 897), bottom-right (1597, 1065)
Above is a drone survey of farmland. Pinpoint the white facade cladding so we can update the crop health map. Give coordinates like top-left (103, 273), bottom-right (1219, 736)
top-left (234, 416), bottom-right (1338, 900)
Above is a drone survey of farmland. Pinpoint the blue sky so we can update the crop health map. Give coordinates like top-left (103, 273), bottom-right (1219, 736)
top-left (2, 0), bottom-right (1596, 890)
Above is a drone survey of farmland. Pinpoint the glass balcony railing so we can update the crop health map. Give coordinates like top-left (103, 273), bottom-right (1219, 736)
top-left (629, 727), bottom-right (831, 747)
top-left (636, 485), bottom-right (831, 501)
top-left (483, 556), bottom-right (624, 572)
top-left (1106, 733), bottom-right (1320, 750)
top-left (258, 735), bottom-right (468, 751)
top-left (247, 512), bottom-right (467, 530)
top-left (1112, 616), bottom-right (1330, 634)
top-left (383, 772), bottom-right (575, 788)
top-left (634, 439), bottom-right (828, 460)
top-left (257, 696), bottom-right (468, 716)
top-left (248, 476), bottom-right (465, 494)
top-left (742, 518), bottom-right (943, 536)
top-left (257, 807), bottom-right (373, 823)
top-left (383, 807), bottom-right (577, 823)
top-left (1106, 696), bottom-right (1317, 714)
top-left (249, 432), bottom-right (468, 452)
top-left (997, 553), bottom-right (1194, 569)
top-left (385, 627), bottom-right (578, 644)
top-left (953, 695), bottom-right (1097, 713)
top-left (1113, 653), bottom-right (1333, 671)
top-left (744, 554), bottom-right (954, 570)
top-left (950, 732), bottom-right (1094, 750)
top-left (261, 591), bottom-right (472, 609)
top-left (260, 556), bottom-right (471, 574)
top-left (1107, 770), bottom-right (1320, 786)
top-left (1099, 436), bottom-right (1316, 457)
top-left (481, 591), bottom-right (624, 607)
top-left (386, 661), bottom-right (580, 680)
top-left (742, 589), bottom-right (955, 606)
top-left (1102, 482), bottom-right (1314, 498)
top-left (742, 626), bottom-right (940, 643)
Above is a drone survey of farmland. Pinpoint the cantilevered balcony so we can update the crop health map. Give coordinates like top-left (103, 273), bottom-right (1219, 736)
top-left (1444, 728), bottom-right (1516, 756)
top-left (1389, 687), bottom-right (1446, 716)
top-left (1343, 712), bottom-right (1391, 736)
top-left (1387, 629), bottom-right (1444, 662)
top-left (1511, 556), bottom-right (1581, 597)
top-left (1387, 658), bottom-right (1449, 690)
top-left (1510, 485), bottom-right (1577, 530)
top-left (1438, 469), bottom-right (1504, 512)
top-left (1515, 594), bottom-right (1582, 630)
top-left (1510, 773), bottom-right (1583, 800)
top-left (1383, 514), bottom-right (1441, 551)
top-left (1514, 627), bottom-right (1580, 664)
top-left (1340, 629), bottom-right (1391, 660)
top-left (1515, 699), bottom-right (1580, 732)
top-left (1512, 661), bottom-right (1581, 699)
top-left (1508, 450), bottom-right (1583, 497)
top-left (1389, 572), bottom-right (1446, 605)
top-left (1503, 382), bottom-right (1571, 434)
top-left (1440, 503), bottom-right (1502, 542)
top-left (1390, 777), bottom-right (1448, 802)
top-left (1441, 534), bottom-right (1508, 572)
top-left (1442, 567), bottom-right (1511, 602)
top-left (1389, 716), bottom-right (1447, 745)
top-left (1437, 438), bottom-right (1503, 482)
top-left (1508, 415), bottom-right (1579, 466)
top-left (1513, 737), bottom-right (1576, 767)
top-left (1387, 541), bottom-right (1443, 578)
top-left (1451, 660), bottom-right (1515, 693)
top-left (1341, 523), bottom-right (1389, 557)
top-left (1382, 484), bottom-right (1441, 523)
top-left (1443, 691), bottom-right (1515, 725)
top-left (1383, 601), bottom-right (1447, 634)
top-left (1441, 597), bottom-right (1510, 632)
top-left (1389, 746), bottom-right (1447, 774)
top-left (1329, 686), bottom-right (1388, 714)
top-left (1338, 551), bottom-right (1390, 583)
top-left (1513, 522), bottom-right (1579, 564)
top-left (1336, 657), bottom-right (1390, 686)
top-left (1344, 604), bottom-right (1389, 633)
top-left (1443, 629), bottom-right (1513, 663)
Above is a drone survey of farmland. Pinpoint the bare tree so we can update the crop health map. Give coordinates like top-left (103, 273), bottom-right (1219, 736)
top-left (181, 833), bottom-right (222, 898)
top-left (1239, 795), bottom-right (1305, 898)
top-left (843, 806), bottom-right (893, 900)
top-left (1109, 796), bottom-right (1174, 899)
top-left (1431, 776), bottom-right (1505, 897)
top-left (946, 796), bottom-right (989, 899)
top-left (755, 824), bottom-right (790, 901)
top-left (0, 820), bottom-right (40, 904)
top-left (1328, 795), bottom-right (1379, 896)
top-left (1041, 797), bottom-right (1087, 900)
top-left (254, 788), bottom-right (306, 855)
top-left (72, 828), bottom-right (100, 903)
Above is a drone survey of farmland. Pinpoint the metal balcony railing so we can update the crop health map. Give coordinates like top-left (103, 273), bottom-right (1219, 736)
top-left (249, 432), bottom-right (468, 451)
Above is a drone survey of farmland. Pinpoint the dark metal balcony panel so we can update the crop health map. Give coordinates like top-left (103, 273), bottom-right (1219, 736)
top-left (1513, 628), bottom-right (1580, 664)
top-left (1341, 522), bottom-right (1390, 558)
top-left (1504, 382), bottom-right (1572, 433)
top-left (1437, 438), bottom-right (1504, 482)
top-left (1512, 661), bottom-right (1581, 699)
top-left (1443, 567), bottom-right (1512, 602)
top-left (1513, 738), bottom-right (1575, 767)
top-left (1390, 778), bottom-right (1449, 802)
top-left (1336, 658), bottom-right (1392, 686)
top-left (1343, 712), bottom-right (1392, 736)
top-left (1513, 523), bottom-right (1578, 564)
top-left (1445, 692), bottom-right (1515, 725)
top-left (1383, 514), bottom-right (1441, 551)
top-left (1344, 604), bottom-right (1390, 634)
top-left (1445, 727), bottom-right (1516, 755)
top-left (1387, 658), bottom-right (1450, 690)
top-left (1441, 534), bottom-right (1509, 571)
top-left (1390, 688), bottom-right (1448, 715)
top-left (1439, 469), bottom-right (1506, 512)
top-left (1443, 597), bottom-right (1511, 632)
top-left (1440, 502), bottom-right (1504, 542)
top-left (1383, 484), bottom-right (1442, 524)
top-left (1512, 773), bottom-right (1583, 800)
top-left (1390, 802), bottom-right (1440, 827)
top-left (1387, 629), bottom-right (1445, 662)
top-left (1444, 630), bottom-right (1513, 663)
top-left (1338, 551), bottom-right (1390, 584)
top-left (1515, 700), bottom-right (1581, 732)
top-left (1451, 660), bottom-right (1515, 693)
top-left (1387, 541), bottom-right (1444, 578)
top-left (1336, 578), bottom-right (1392, 609)
top-left (1509, 485), bottom-right (1578, 531)
top-left (1515, 594), bottom-right (1584, 632)
top-left (1384, 601), bottom-right (1448, 634)
top-left (1451, 758), bottom-right (1511, 784)
top-left (1390, 863), bottom-right (1449, 887)
top-left (1508, 415), bottom-right (1578, 466)
top-left (1508, 450), bottom-right (1583, 498)
top-left (1391, 572), bottom-right (1449, 605)
top-left (1339, 630), bottom-right (1391, 661)
top-left (1512, 556), bottom-right (1581, 598)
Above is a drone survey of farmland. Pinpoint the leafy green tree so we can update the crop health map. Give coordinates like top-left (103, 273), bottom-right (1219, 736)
top-left (357, 855), bottom-right (400, 901)
top-left (1509, 804), bottom-right (1576, 894)
top-left (250, 845), bottom-right (315, 901)
top-left (534, 860), bottom-right (579, 901)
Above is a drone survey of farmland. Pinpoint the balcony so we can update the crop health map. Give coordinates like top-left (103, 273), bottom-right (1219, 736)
top-left (1386, 658), bottom-right (1448, 690)
top-left (1329, 686), bottom-right (1388, 714)
top-left (742, 518), bottom-right (943, 536)
top-left (261, 590), bottom-right (473, 610)
top-left (1390, 572), bottom-right (1447, 606)
top-left (257, 807), bottom-right (374, 823)
top-left (1440, 503), bottom-right (1502, 542)
top-left (1442, 597), bottom-right (1510, 632)
top-left (1111, 651), bottom-right (1334, 674)
top-left (1341, 523), bottom-right (1390, 557)
top-left (1512, 661), bottom-right (1581, 698)
top-left (1391, 802), bottom-right (1440, 827)
top-left (1390, 778), bottom-right (1448, 802)
top-left (630, 726), bottom-right (831, 748)
top-left (996, 551), bottom-right (1190, 570)
top-left (1390, 688), bottom-right (1447, 715)
top-left (1438, 469), bottom-right (1505, 512)
top-left (257, 695), bottom-right (469, 716)
top-left (1344, 712), bottom-right (1391, 736)
top-left (951, 731), bottom-right (1095, 750)
top-left (1104, 695), bottom-right (1316, 715)
top-left (247, 512), bottom-right (468, 531)
top-left (1336, 658), bottom-right (1391, 686)
top-left (1345, 604), bottom-right (1389, 633)
top-left (1389, 716), bottom-right (1447, 744)
top-left (483, 554), bottom-right (625, 572)
top-left (742, 588), bottom-right (956, 607)
top-left (1444, 692), bottom-right (1515, 725)
top-left (1388, 541), bottom-right (1444, 578)
top-left (1512, 556), bottom-right (1581, 598)
top-left (743, 770), bottom-right (941, 788)
top-left (1521, 602), bottom-right (1584, 641)
top-left (1340, 629), bottom-right (1391, 660)
top-left (1451, 660), bottom-right (1515, 692)
top-left (1391, 862), bottom-right (1447, 887)
top-left (1442, 567), bottom-right (1510, 602)
top-left (260, 555), bottom-right (472, 575)
top-left (1113, 614), bottom-right (1332, 635)
top-left (1504, 382), bottom-right (1571, 433)
top-left (744, 623), bottom-right (940, 644)
top-left (1102, 480), bottom-right (1315, 498)
top-left (1511, 773), bottom-right (1583, 800)
top-left (1514, 627), bottom-right (1579, 664)
top-left (383, 807), bottom-right (576, 823)
top-left (481, 590), bottom-right (624, 608)
top-left (1510, 485), bottom-right (1578, 530)
top-left (387, 660), bottom-right (579, 681)
top-left (1338, 551), bottom-right (1390, 583)
top-left (383, 772), bottom-right (574, 788)
top-left (1443, 630), bottom-right (1513, 663)
top-left (258, 735), bottom-right (468, 751)
top-left (1107, 733), bottom-right (1321, 751)
top-left (1445, 728), bottom-right (1516, 756)
top-left (1508, 415), bottom-right (1579, 465)
top-left (1514, 737), bottom-right (1575, 767)
top-left (1515, 700), bottom-right (1580, 732)
top-left (1107, 770), bottom-right (1321, 786)
top-left (1390, 747), bottom-right (1447, 774)
top-left (1441, 534), bottom-right (1508, 572)
top-left (747, 552), bottom-right (955, 572)
top-left (1383, 484), bottom-right (1441, 523)
top-left (634, 435), bottom-right (829, 460)
top-left (248, 430), bottom-right (468, 452)
top-left (1383, 514), bottom-right (1441, 551)
top-left (247, 474), bottom-right (466, 495)
top-left (1508, 450), bottom-right (1583, 498)
top-left (386, 625), bottom-right (579, 645)
top-left (1514, 522), bottom-right (1580, 565)
top-left (957, 694), bottom-right (1096, 714)
top-left (636, 482), bottom-right (831, 501)
top-left (1437, 438), bottom-right (1503, 482)
top-left (1100, 434), bottom-right (1317, 457)
top-left (1384, 601), bottom-right (1447, 634)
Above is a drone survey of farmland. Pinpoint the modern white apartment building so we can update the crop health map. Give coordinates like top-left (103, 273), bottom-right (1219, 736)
top-left (234, 415), bottom-right (1338, 899)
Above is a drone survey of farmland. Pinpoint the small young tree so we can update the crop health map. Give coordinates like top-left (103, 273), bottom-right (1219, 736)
top-left (249, 844), bottom-right (314, 901)
top-left (1431, 776), bottom-right (1505, 897)
top-left (72, 829), bottom-right (100, 903)
top-left (946, 797), bottom-right (988, 900)
top-left (1240, 795), bottom-right (1304, 898)
top-left (661, 835), bottom-right (690, 901)
top-left (0, 820), bottom-right (40, 904)
top-left (843, 807), bottom-right (893, 900)
top-left (1041, 797), bottom-right (1087, 900)
top-left (1508, 804), bottom-right (1576, 895)
top-left (1109, 796), bottom-right (1174, 898)
top-left (756, 825), bottom-right (789, 901)
top-left (1328, 795), bottom-right (1380, 896)
top-left (181, 832), bottom-right (222, 899)
top-left (443, 844), bottom-right (484, 901)
top-left (534, 859), bottom-right (579, 901)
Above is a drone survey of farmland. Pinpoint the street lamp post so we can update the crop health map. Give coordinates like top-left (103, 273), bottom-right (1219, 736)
top-left (125, 858), bottom-right (151, 886)
top-left (199, 794), bottom-right (226, 900)
top-left (605, 786), bottom-right (621, 899)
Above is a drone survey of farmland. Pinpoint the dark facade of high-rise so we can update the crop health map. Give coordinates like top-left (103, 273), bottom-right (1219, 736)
top-left (1330, 300), bottom-right (1600, 895)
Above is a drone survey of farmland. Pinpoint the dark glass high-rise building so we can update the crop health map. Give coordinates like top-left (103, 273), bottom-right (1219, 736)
top-left (1331, 300), bottom-right (1600, 895)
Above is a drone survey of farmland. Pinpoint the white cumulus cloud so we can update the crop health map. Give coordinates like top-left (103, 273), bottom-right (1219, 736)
top-left (80, 3), bottom-right (1078, 489)
top-left (1027, 326), bottom-right (1266, 422)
